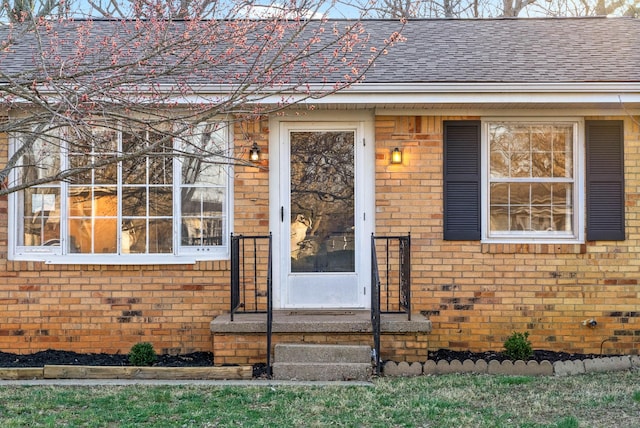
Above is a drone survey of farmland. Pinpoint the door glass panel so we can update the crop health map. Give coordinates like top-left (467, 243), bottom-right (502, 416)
top-left (290, 131), bottom-right (355, 273)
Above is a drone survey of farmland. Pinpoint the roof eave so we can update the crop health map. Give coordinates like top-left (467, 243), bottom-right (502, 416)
top-left (177, 82), bottom-right (640, 105)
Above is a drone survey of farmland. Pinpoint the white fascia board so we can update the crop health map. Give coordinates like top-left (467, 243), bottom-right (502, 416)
top-left (22, 82), bottom-right (640, 106)
top-left (168, 82), bottom-right (640, 105)
top-left (333, 82), bottom-right (640, 94)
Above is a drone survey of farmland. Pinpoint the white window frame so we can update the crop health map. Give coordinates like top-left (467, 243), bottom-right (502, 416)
top-left (481, 117), bottom-right (584, 244)
top-left (8, 121), bottom-right (233, 264)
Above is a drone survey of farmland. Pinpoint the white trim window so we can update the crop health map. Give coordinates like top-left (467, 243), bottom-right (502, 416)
top-left (483, 119), bottom-right (583, 242)
top-left (9, 120), bottom-right (232, 264)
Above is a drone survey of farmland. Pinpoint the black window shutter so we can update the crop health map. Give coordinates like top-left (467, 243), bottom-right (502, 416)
top-left (443, 121), bottom-right (481, 240)
top-left (586, 120), bottom-right (625, 241)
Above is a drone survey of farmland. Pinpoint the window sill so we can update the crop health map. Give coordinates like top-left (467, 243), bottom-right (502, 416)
top-left (481, 243), bottom-right (587, 254)
top-left (10, 254), bottom-right (201, 265)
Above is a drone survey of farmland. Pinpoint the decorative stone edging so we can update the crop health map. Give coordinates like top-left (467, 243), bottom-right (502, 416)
top-left (0, 365), bottom-right (253, 380)
top-left (383, 355), bottom-right (640, 377)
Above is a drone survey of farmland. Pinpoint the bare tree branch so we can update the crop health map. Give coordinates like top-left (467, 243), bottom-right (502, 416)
top-left (0, 2), bottom-right (405, 195)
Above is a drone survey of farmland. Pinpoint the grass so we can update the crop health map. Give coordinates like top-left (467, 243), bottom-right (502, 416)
top-left (0, 370), bottom-right (638, 427)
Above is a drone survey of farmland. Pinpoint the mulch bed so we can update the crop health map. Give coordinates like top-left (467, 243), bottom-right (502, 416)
top-left (427, 349), bottom-right (608, 364)
top-left (0, 350), bottom-right (214, 368)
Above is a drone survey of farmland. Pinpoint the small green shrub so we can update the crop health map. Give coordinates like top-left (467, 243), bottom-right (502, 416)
top-left (129, 342), bottom-right (157, 366)
top-left (503, 331), bottom-right (533, 361)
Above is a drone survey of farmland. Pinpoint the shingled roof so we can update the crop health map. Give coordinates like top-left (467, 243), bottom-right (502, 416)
top-left (364, 17), bottom-right (640, 84)
top-left (0, 17), bottom-right (637, 88)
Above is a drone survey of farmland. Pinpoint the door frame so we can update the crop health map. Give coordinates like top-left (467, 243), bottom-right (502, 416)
top-left (269, 111), bottom-right (375, 310)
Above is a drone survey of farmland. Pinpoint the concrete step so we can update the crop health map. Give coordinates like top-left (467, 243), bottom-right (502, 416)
top-left (274, 343), bottom-right (371, 364)
top-left (272, 344), bottom-right (373, 381)
top-left (272, 362), bottom-right (372, 381)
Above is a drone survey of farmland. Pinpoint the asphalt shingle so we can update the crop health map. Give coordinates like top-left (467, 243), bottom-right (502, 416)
top-left (0, 17), bottom-right (637, 86)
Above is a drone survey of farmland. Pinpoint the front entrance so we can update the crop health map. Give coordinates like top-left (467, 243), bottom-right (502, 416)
top-left (272, 119), bottom-right (373, 309)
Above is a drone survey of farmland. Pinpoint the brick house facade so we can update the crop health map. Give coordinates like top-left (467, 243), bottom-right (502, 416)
top-left (1, 18), bottom-right (640, 361)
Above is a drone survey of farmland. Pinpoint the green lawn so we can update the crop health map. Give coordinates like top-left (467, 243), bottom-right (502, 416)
top-left (0, 370), bottom-right (638, 427)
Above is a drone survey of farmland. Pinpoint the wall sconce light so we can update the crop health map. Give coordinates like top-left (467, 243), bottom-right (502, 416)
top-left (391, 147), bottom-right (402, 164)
top-left (249, 142), bottom-right (261, 163)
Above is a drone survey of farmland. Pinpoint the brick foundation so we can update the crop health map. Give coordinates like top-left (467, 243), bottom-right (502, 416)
top-left (212, 332), bottom-right (428, 365)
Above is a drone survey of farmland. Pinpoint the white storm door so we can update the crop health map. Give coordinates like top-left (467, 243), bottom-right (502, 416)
top-left (280, 122), bottom-right (369, 308)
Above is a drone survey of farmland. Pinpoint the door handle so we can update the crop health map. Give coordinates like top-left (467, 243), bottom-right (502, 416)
top-left (281, 206), bottom-right (284, 222)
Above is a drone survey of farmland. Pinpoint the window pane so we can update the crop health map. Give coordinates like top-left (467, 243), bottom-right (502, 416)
top-left (122, 219), bottom-right (145, 253)
top-left (122, 187), bottom-right (147, 217)
top-left (95, 161), bottom-right (118, 185)
top-left (532, 152), bottom-right (552, 177)
top-left (490, 151), bottom-right (509, 178)
top-left (552, 183), bottom-right (571, 205)
top-left (180, 123), bottom-right (228, 186)
top-left (148, 219), bottom-right (173, 253)
top-left (490, 205), bottom-right (509, 231)
top-left (553, 126), bottom-right (573, 151)
top-left (149, 153), bottom-right (173, 185)
top-left (490, 183), bottom-right (509, 204)
top-left (553, 126), bottom-right (573, 177)
top-left (149, 186), bottom-right (173, 216)
top-left (21, 188), bottom-right (60, 246)
top-left (91, 127), bottom-right (117, 152)
top-left (68, 219), bottom-right (89, 253)
top-left (68, 186), bottom-right (92, 216)
top-left (509, 183), bottom-right (530, 205)
top-left (186, 162), bottom-right (226, 186)
top-left (531, 126), bottom-right (552, 151)
top-left (122, 158), bottom-right (147, 185)
top-left (511, 151), bottom-right (530, 177)
top-left (68, 186), bottom-right (118, 254)
top-left (531, 183), bottom-right (551, 205)
top-left (68, 218), bottom-right (117, 254)
top-left (531, 206), bottom-right (552, 231)
top-left (68, 126), bottom-right (117, 185)
top-left (552, 184), bottom-right (573, 232)
top-left (19, 133), bottom-right (60, 182)
top-left (181, 217), bottom-right (223, 246)
top-left (552, 205), bottom-right (572, 232)
top-left (69, 154), bottom-right (92, 184)
top-left (510, 129), bottom-right (530, 152)
top-left (182, 187), bottom-right (224, 215)
top-left (511, 207), bottom-right (530, 231)
top-left (179, 122), bottom-right (228, 250)
top-left (181, 188), bottom-right (224, 246)
top-left (94, 218), bottom-right (118, 253)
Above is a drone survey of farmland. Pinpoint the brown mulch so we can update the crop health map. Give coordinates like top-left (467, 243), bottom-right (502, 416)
top-left (0, 350), bottom-right (213, 368)
top-left (427, 348), bottom-right (610, 363)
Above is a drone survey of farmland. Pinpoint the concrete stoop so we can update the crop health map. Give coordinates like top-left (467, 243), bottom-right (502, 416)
top-left (383, 355), bottom-right (640, 377)
top-left (272, 343), bottom-right (373, 381)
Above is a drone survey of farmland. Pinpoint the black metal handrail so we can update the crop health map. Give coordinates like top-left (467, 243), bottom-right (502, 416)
top-left (371, 234), bottom-right (382, 376)
top-left (373, 233), bottom-right (411, 319)
top-left (371, 233), bottom-right (411, 376)
top-left (230, 233), bottom-right (273, 377)
top-left (230, 233), bottom-right (272, 319)
top-left (265, 235), bottom-right (273, 378)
